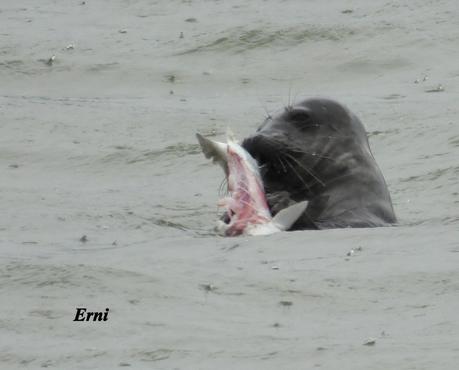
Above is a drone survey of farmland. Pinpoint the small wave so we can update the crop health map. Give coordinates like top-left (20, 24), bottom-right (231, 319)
top-left (367, 128), bottom-right (401, 137)
top-left (148, 217), bottom-right (189, 232)
top-left (86, 62), bottom-right (119, 73)
top-left (0, 59), bottom-right (42, 75)
top-left (127, 143), bottom-right (201, 164)
top-left (0, 59), bottom-right (23, 69)
top-left (177, 25), bottom-right (355, 55)
top-left (0, 262), bottom-right (156, 289)
top-left (400, 165), bottom-right (459, 183)
top-left (338, 58), bottom-right (411, 74)
top-left (99, 143), bottom-right (201, 165)
top-left (449, 136), bottom-right (459, 147)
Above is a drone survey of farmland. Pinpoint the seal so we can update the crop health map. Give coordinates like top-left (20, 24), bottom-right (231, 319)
top-left (240, 97), bottom-right (397, 230)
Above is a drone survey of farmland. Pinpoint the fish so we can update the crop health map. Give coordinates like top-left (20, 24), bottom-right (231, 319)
top-left (196, 132), bottom-right (308, 236)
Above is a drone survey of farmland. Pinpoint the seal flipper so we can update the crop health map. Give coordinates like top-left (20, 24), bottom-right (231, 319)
top-left (272, 201), bottom-right (308, 231)
top-left (196, 133), bottom-right (228, 175)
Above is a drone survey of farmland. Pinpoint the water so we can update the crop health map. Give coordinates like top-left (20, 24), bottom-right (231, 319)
top-left (1, 0), bottom-right (459, 369)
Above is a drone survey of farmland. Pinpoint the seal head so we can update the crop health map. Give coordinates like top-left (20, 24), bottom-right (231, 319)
top-left (241, 98), bottom-right (396, 230)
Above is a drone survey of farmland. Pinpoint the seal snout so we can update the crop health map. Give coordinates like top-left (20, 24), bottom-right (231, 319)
top-left (242, 133), bottom-right (289, 162)
top-left (241, 133), bottom-right (306, 198)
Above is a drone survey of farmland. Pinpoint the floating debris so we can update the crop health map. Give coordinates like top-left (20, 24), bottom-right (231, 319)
top-left (119, 29), bottom-right (128, 34)
top-left (185, 18), bottom-right (197, 23)
top-left (226, 243), bottom-right (240, 251)
top-left (46, 55), bottom-right (56, 66)
top-left (65, 44), bottom-right (74, 50)
top-left (279, 300), bottom-right (293, 307)
top-left (363, 338), bottom-right (376, 346)
top-left (179, 31), bottom-right (184, 39)
top-left (341, 9), bottom-right (353, 14)
top-left (9, 164), bottom-right (19, 168)
top-left (346, 246), bottom-right (363, 257)
top-left (271, 265), bottom-right (279, 270)
top-left (199, 283), bottom-right (216, 292)
top-left (166, 74), bottom-right (176, 83)
top-left (415, 75), bottom-right (429, 84)
top-left (425, 84), bottom-right (444, 93)
top-left (79, 235), bottom-right (88, 243)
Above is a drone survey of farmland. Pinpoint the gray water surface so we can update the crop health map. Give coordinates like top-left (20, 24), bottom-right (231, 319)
top-left (1, 1), bottom-right (459, 369)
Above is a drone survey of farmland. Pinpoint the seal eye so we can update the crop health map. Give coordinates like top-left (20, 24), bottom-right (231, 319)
top-left (288, 109), bottom-right (315, 129)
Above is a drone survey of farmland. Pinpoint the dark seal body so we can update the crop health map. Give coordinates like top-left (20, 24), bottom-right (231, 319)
top-left (241, 98), bottom-right (396, 230)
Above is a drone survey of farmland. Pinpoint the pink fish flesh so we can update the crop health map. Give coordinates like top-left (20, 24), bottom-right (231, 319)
top-left (196, 133), bottom-right (307, 236)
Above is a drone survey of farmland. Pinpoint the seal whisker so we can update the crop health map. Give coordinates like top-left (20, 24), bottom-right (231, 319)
top-left (277, 155), bottom-right (288, 173)
top-left (285, 153), bottom-right (326, 187)
top-left (258, 99), bottom-right (272, 120)
top-left (283, 157), bottom-right (314, 191)
top-left (255, 136), bottom-right (327, 161)
top-left (245, 134), bottom-right (333, 179)
top-left (287, 146), bottom-right (337, 163)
